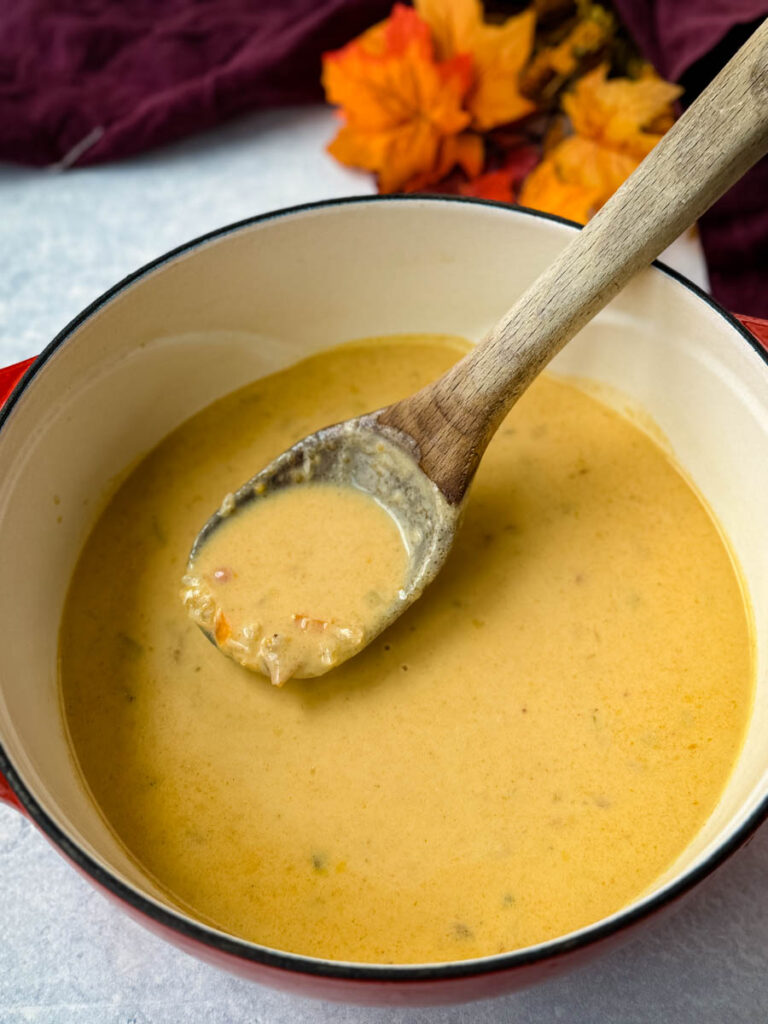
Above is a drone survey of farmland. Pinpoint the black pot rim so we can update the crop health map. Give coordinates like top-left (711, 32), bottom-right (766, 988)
top-left (1, 193), bottom-right (766, 985)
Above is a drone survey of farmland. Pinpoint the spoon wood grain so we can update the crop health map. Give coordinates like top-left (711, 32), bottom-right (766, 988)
top-left (189, 20), bottom-right (768, 674)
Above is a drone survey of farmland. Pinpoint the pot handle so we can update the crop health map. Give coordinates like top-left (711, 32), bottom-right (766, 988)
top-left (0, 314), bottom-right (766, 808)
top-left (736, 314), bottom-right (768, 348)
top-left (0, 772), bottom-right (23, 811)
top-left (0, 357), bottom-right (35, 406)
top-left (0, 359), bottom-right (36, 811)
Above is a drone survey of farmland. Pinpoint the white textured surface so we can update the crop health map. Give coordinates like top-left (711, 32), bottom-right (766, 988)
top-left (1, 106), bottom-right (765, 1022)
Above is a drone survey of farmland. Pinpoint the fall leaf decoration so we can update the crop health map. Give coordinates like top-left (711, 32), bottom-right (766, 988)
top-left (406, 131), bottom-right (484, 192)
top-left (323, 4), bottom-right (475, 193)
top-left (520, 63), bottom-right (681, 221)
top-left (322, 0), bottom-right (682, 220)
top-left (563, 62), bottom-right (682, 158)
top-left (415, 0), bottom-right (536, 131)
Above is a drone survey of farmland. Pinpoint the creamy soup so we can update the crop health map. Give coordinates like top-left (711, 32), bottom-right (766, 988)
top-left (60, 335), bottom-right (753, 964)
top-left (182, 484), bottom-right (409, 683)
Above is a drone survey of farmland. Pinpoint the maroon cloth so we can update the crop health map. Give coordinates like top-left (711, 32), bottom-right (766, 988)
top-left (0, 1), bottom-right (766, 314)
top-left (0, 0), bottom-right (390, 167)
top-left (612, 0), bottom-right (768, 316)
top-left (612, 0), bottom-right (767, 81)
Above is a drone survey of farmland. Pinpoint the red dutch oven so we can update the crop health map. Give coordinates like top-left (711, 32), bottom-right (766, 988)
top-left (1, 197), bottom-right (767, 1006)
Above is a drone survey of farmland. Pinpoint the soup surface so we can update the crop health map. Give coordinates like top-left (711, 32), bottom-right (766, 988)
top-left (60, 335), bottom-right (753, 964)
top-left (183, 483), bottom-right (409, 683)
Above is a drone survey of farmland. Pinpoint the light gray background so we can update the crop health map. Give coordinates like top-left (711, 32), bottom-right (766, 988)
top-left (1, 107), bottom-right (765, 1023)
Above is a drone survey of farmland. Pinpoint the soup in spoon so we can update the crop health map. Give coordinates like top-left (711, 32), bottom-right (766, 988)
top-left (182, 483), bottom-right (409, 684)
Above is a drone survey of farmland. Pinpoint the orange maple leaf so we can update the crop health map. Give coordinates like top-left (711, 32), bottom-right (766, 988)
top-left (564, 63), bottom-right (681, 158)
top-left (415, 0), bottom-right (536, 131)
top-left (405, 131), bottom-right (484, 192)
top-left (322, 4), bottom-right (475, 193)
top-left (519, 158), bottom-right (596, 223)
top-left (520, 136), bottom-right (636, 223)
top-left (520, 65), bottom-right (680, 223)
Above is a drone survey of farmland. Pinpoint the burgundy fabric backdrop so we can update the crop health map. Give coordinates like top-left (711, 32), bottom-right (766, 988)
top-left (0, 0), bottom-right (766, 314)
top-left (0, 0), bottom-right (391, 166)
top-left (611, 1), bottom-right (768, 317)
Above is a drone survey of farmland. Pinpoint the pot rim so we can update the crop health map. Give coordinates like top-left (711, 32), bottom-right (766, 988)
top-left (1, 193), bottom-right (766, 984)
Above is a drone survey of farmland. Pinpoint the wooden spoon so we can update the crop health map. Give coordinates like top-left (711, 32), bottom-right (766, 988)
top-left (187, 20), bottom-right (768, 680)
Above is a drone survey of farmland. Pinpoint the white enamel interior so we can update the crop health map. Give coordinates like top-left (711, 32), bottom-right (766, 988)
top-left (0, 198), bottom-right (766, 955)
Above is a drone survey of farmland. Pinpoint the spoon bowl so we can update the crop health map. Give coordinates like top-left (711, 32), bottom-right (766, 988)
top-left (184, 412), bottom-right (460, 674)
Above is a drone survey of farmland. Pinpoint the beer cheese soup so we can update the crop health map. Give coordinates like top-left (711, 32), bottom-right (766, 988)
top-left (60, 335), bottom-right (753, 964)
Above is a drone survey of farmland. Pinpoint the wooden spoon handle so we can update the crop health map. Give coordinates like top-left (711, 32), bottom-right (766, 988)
top-left (381, 18), bottom-right (768, 503)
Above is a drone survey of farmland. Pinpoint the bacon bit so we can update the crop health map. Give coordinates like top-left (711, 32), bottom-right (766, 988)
top-left (214, 610), bottom-right (232, 644)
top-left (212, 567), bottom-right (234, 583)
top-left (292, 614), bottom-right (330, 632)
